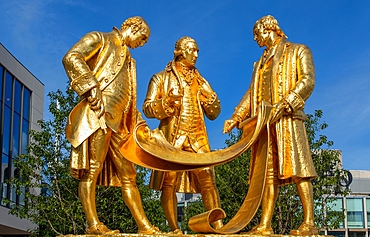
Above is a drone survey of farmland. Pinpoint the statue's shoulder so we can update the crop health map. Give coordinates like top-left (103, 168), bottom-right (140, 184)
top-left (283, 41), bottom-right (312, 58)
top-left (81, 30), bottom-right (104, 41)
top-left (81, 28), bottom-right (119, 45)
top-left (153, 69), bottom-right (166, 78)
top-left (153, 61), bottom-right (173, 77)
top-left (286, 41), bottom-right (311, 51)
top-left (150, 69), bottom-right (167, 84)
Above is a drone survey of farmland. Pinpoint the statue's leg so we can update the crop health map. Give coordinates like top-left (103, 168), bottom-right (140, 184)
top-left (290, 178), bottom-right (318, 235)
top-left (259, 179), bottom-right (279, 229)
top-left (161, 171), bottom-right (181, 232)
top-left (297, 178), bottom-right (315, 225)
top-left (79, 129), bottom-right (118, 234)
top-left (247, 130), bottom-right (278, 235)
top-left (246, 172), bottom-right (278, 235)
top-left (193, 167), bottom-right (223, 229)
top-left (109, 132), bottom-right (161, 234)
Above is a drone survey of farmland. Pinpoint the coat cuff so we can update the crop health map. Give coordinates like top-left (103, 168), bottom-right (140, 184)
top-left (285, 91), bottom-right (305, 112)
top-left (203, 94), bottom-right (221, 120)
top-left (151, 99), bottom-right (172, 120)
top-left (71, 73), bottom-right (99, 96)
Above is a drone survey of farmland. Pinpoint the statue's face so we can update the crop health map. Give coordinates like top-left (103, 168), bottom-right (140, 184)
top-left (180, 41), bottom-right (199, 67)
top-left (128, 25), bottom-right (150, 49)
top-left (253, 24), bottom-right (269, 48)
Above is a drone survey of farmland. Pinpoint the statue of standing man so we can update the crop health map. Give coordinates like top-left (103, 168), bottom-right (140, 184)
top-left (224, 15), bottom-right (318, 235)
top-left (63, 16), bottom-right (160, 235)
top-left (143, 36), bottom-right (223, 234)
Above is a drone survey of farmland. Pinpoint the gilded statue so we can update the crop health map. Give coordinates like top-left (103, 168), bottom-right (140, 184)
top-left (63, 16), bottom-right (161, 235)
top-left (224, 15), bottom-right (318, 235)
top-left (142, 36), bottom-right (223, 234)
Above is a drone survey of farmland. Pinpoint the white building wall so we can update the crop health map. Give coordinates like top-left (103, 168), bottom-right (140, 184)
top-left (0, 43), bottom-right (44, 235)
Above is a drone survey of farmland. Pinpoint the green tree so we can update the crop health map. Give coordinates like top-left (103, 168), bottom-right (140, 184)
top-left (7, 86), bottom-right (166, 236)
top-left (182, 110), bottom-right (349, 234)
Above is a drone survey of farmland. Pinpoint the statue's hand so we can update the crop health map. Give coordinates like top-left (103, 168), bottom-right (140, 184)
top-left (88, 87), bottom-right (105, 118)
top-left (270, 100), bottom-right (291, 124)
top-left (165, 88), bottom-right (183, 108)
top-left (223, 119), bottom-right (238, 134)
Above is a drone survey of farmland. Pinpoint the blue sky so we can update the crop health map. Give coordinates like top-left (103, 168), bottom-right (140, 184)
top-left (0, 1), bottom-right (369, 170)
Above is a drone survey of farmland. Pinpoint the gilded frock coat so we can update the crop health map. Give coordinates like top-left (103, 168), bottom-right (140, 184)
top-left (63, 27), bottom-right (138, 186)
top-left (232, 38), bottom-right (317, 183)
top-left (143, 61), bottom-right (220, 192)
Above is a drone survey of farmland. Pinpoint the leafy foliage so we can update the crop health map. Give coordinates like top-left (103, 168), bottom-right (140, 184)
top-left (182, 110), bottom-right (349, 234)
top-left (7, 87), bottom-right (166, 236)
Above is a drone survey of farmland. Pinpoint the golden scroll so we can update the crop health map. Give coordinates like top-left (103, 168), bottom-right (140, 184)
top-left (120, 102), bottom-right (272, 233)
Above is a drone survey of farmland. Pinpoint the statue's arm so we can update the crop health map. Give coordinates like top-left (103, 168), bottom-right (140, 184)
top-left (199, 77), bottom-right (221, 121)
top-left (202, 93), bottom-right (221, 121)
top-left (142, 74), bottom-right (171, 120)
top-left (223, 89), bottom-right (251, 133)
top-left (271, 45), bottom-right (315, 123)
top-left (62, 32), bottom-right (103, 96)
top-left (285, 45), bottom-right (315, 112)
top-left (233, 89), bottom-right (252, 122)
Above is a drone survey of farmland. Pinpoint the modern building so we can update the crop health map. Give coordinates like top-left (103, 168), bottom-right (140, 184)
top-left (0, 43), bottom-right (44, 236)
top-left (326, 170), bottom-right (370, 237)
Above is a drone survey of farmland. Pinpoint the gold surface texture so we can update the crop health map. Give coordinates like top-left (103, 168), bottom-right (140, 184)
top-left (128, 101), bottom-right (271, 169)
top-left (223, 15), bottom-right (318, 235)
top-left (63, 17), bottom-right (162, 235)
top-left (58, 234), bottom-right (328, 237)
top-left (63, 14), bottom-right (321, 236)
top-left (141, 36), bottom-right (223, 231)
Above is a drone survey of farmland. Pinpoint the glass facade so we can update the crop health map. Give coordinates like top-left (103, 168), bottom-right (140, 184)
top-left (348, 232), bottom-right (366, 237)
top-left (347, 198), bottom-right (365, 228)
top-left (0, 64), bottom-right (31, 208)
top-left (328, 197), bottom-right (345, 228)
top-left (328, 231), bottom-right (346, 237)
top-left (366, 198), bottom-right (370, 228)
top-left (325, 197), bottom-right (370, 236)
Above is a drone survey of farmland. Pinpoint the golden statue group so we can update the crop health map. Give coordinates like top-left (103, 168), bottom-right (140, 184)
top-left (63, 15), bottom-right (318, 236)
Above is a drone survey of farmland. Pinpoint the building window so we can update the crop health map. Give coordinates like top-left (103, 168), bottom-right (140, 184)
top-left (365, 198), bottom-right (370, 228)
top-left (327, 197), bottom-right (344, 228)
top-left (1, 166), bottom-right (9, 206)
top-left (0, 66), bottom-right (32, 208)
top-left (177, 202), bottom-right (185, 224)
top-left (348, 231), bottom-right (366, 237)
top-left (3, 105), bottom-right (11, 155)
top-left (327, 231), bottom-right (345, 237)
top-left (14, 80), bottom-right (21, 115)
top-left (0, 64), bottom-right (4, 101)
top-left (5, 71), bottom-right (13, 107)
top-left (347, 198), bottom-right (365, 228)
top-left (22, 87), bottom-right (31, 154)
